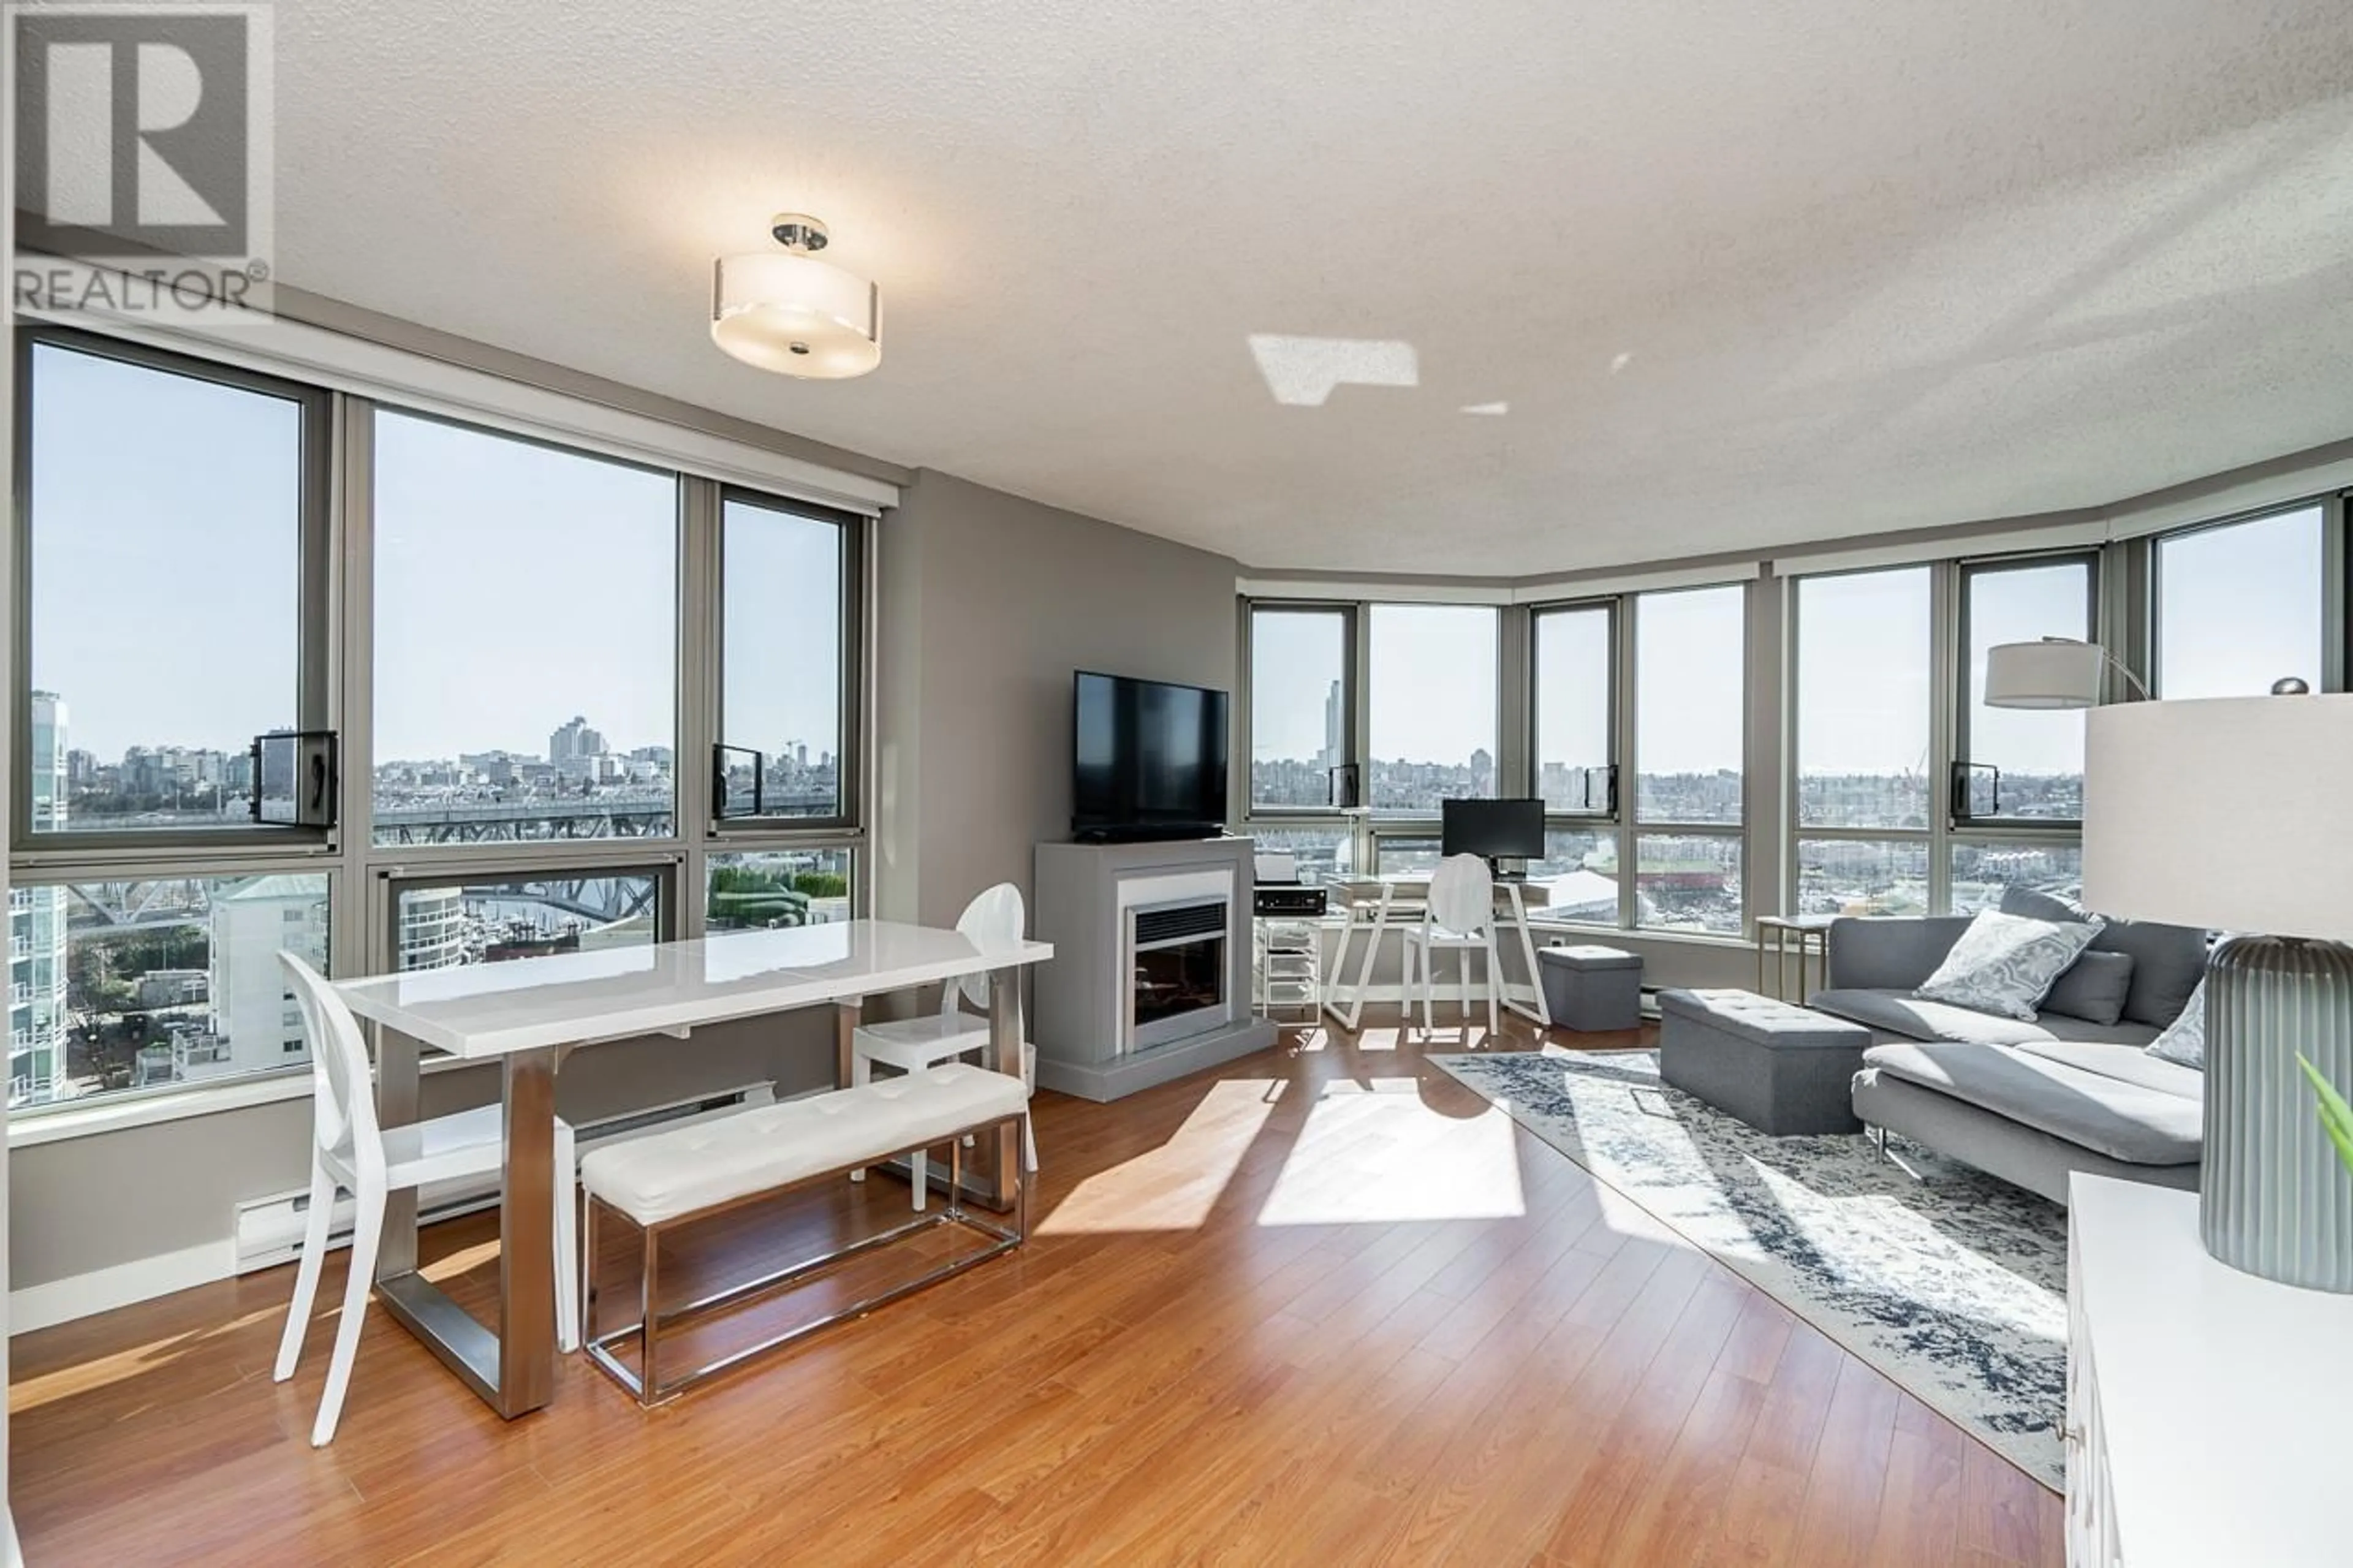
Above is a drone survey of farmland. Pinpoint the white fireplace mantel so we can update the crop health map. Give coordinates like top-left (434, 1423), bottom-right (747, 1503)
top-left (1033, 838), bottom-right (1278, 1101)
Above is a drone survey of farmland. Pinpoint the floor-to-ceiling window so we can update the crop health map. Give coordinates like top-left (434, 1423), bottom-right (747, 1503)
top-left (1242, 604), bottom-right (1357, 884)
top-left (1366, 604), bottom-right (1499, 871)
top-left (1949, 556), bottom-right (2093, 913)
top-left (14, 333), bottom-right (333, 1105)
top-left (1631, 586), bottom-right (1746, 933)
top-left (1239, 499), bottom-right (2349, 944)
top-left (1794, 567), bottom-right (1934, 917)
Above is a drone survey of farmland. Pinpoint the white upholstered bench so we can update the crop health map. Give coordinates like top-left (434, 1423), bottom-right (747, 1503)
top-left (578, 1061), bottom-right (1032, 1405)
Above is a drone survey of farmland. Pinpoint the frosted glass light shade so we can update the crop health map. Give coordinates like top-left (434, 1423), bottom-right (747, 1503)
top-left (711, 252), bottom-right (881, 379)
top-left (1984, 639), bottom-right (2106, 709)
top-left (2083, 693), bottom-right (2353, 942)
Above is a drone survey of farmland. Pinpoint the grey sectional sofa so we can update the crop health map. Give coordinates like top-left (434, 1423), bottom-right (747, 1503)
top-left (1811, 891), bottom-right (2208, 1205)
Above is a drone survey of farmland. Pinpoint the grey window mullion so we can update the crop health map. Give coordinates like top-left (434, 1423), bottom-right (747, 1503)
top-left (2325, 491), bottom-right (2348, 694)
top-left (334, 393), bottom-right (377, 976)
top-left (678, 475), bottom-right (718, 939)
top-left (1928, 561), bottom-right (1957, 914)
top-left (1616, 593), bottom-right (1639, 931)
top-left (1498, 603), bottom-right (1531, 801)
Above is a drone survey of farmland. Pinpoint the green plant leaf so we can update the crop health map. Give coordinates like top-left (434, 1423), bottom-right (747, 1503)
top-left (2296, 1055), bottom-right (2353, 1179)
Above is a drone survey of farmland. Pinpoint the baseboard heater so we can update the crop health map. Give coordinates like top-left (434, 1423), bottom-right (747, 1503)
top-left (232, 1081), bottom-right (779, 1275)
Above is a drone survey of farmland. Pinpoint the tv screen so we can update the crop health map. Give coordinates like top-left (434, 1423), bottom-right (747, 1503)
top-left (1072, 671), bottom-right (1230, 840)
top-left (1441, 797), bottom-right (1546, 862)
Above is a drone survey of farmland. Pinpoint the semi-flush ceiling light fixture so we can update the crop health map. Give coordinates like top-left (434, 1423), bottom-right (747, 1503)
top-left (711, 214), bottom-right (881, 379)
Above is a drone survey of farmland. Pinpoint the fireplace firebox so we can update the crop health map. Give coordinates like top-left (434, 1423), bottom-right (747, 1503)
top-left (1124, 898), bottom-right (1229, 1052)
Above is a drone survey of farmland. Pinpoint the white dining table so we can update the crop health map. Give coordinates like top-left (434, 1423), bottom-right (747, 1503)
top-left (333, 919), bottom-right (1054, 1421)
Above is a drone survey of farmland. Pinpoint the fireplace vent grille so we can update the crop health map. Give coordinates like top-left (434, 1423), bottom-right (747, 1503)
top-left (1133, 901), bottom-right (1227, 946)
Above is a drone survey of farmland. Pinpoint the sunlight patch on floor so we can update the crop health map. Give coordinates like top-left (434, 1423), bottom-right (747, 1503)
top-left (1036, 1078), bottom-right (1282, 1235)
top-left (10, 1301), bottom-right (284, 1412)
top-left (1257, 1078), bottom-right (1525, 1225)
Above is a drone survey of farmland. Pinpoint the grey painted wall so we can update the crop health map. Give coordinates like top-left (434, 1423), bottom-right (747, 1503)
top-left (874, 469), bottom-right (1241, 929)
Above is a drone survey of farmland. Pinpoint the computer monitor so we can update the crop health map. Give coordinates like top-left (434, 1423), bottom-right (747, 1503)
top-left (1441, 797), bottom-right (1546, 866)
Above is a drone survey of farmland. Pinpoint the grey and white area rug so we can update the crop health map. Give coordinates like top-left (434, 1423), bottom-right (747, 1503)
top-left (1429, 1050), bottom-right (2068, 1488)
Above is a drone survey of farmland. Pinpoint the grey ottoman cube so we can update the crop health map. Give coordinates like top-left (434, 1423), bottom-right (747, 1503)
top-left (1658, 988), bottom-right (1875, 1135)
top-left (1537, 944), bottom-right (1644, 1032)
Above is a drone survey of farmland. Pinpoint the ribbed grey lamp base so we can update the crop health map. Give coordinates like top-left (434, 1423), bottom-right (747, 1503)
top-left (2202, 934), bottom-right (2353, 1293)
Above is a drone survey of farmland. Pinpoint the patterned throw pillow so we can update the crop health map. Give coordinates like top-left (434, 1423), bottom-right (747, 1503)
top-left (2146, 975), bottom-right (2208, 1069)
top-left (1915, 909), bottom-right (2105, 1022)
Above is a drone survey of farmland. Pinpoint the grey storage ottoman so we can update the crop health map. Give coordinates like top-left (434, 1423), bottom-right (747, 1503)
top-left (1537, 944), bottom-right (1644, 1032)
top-left (1658, 988), bottom-right (1875, 1135)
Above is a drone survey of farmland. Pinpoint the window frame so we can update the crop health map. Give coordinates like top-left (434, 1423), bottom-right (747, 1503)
top-left (7, 324), bottom-right (876, 1123)
top-left (1240, 583), bottom-right (1754, 942)
top-left (12, 325), bottom-right (338, 859)
top-left (708, 486), bottom-right (866, 836)
top-left (1529, 598), bottom-right (1618, 820)
top-left (2148, 501), bottom-right (2335, 700)
top-left (1243, 600), bottom-right (1359, 817)
top-left (1784, 562), bottom-right (1942, 915)
top-left (1950, 549), bottom-right (2098, 830)
top-left (704, 844), bottom-right (858, 931)
top-left (1362, 600), bottom-right (1503, 819)
top-left (365, 402), bottom-right (687, 850)
top-left (1626, 583), bottom-right (1749, 935)
top-left (7, 857), bottom-right (335, 1116)
top-left (376, 856), bottom-right (676, 974)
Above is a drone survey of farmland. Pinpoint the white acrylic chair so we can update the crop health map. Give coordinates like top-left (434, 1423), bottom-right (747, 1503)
top-left (850, 882), bottom-right (1037, 1209)
top-left (1403, 853), bottom-right (1502, 1039)
top-left (271, 952), bottom-right (580, 1447)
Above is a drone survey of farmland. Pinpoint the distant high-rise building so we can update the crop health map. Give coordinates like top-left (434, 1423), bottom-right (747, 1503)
top-left (398, 888), bottom-right (468, 971)
top-left (203, 877), bottom-right (330, 1081)
top-left (1320, 678), bottom-right (1343, 772)
top-left (548, 716), bottom-right (607, 766)
top-left (12, 695), bottom-right (69, 1104)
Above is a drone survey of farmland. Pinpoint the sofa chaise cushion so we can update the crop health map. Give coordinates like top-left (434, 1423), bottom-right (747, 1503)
top-left (2009, 1037), bottom-right (2205, 1099)
top-left (1858, 1040), bottom-right (2202, 1166)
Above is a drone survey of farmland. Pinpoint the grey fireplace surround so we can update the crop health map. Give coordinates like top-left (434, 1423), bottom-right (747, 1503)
top-left (1033, 838), bottom-right (1278, 1101)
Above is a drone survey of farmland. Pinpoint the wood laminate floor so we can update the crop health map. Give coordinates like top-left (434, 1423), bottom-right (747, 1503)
top-left (10, 1015), bottom-right (2063, 1566)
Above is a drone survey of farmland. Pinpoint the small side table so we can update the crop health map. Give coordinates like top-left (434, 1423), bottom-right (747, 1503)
top-left (1754, 915), bottom-right (1834, 1003)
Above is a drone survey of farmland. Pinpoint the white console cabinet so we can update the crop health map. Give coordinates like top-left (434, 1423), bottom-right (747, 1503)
top-left (2067, 1175), bottom-right (2350, 1567)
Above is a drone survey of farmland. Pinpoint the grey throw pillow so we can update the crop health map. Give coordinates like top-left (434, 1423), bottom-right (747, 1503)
top-left (2042, 950), bottom-right (2136, 1027)
top-left (2146, 975), bottom-right (2208, 1069)
top-left (1915, 909), bottom-right (2104, 1022)
top-left (1998, 885), bottom-right (2207, 1030)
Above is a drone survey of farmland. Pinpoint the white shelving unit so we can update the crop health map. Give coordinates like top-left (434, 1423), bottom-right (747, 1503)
top-left (1252, 915), bottom-right (1324, 1023)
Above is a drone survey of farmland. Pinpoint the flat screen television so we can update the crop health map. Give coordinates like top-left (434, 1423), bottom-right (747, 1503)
top-left (1441, 797), bottom-right (1546, 865)
top-left (1072, 670), bottom-right (1230, 842)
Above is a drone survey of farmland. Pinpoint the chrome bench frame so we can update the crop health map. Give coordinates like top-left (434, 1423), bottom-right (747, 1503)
top-left (581, 1109), bottom-right (1029, 1406)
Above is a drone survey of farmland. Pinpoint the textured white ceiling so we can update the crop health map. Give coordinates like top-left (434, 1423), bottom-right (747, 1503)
top-left (274, 1), bottom-right (2353, 574)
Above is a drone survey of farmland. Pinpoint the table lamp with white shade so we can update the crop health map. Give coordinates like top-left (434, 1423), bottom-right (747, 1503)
top-left (2059, 673), bottom-right (2353, 1292)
